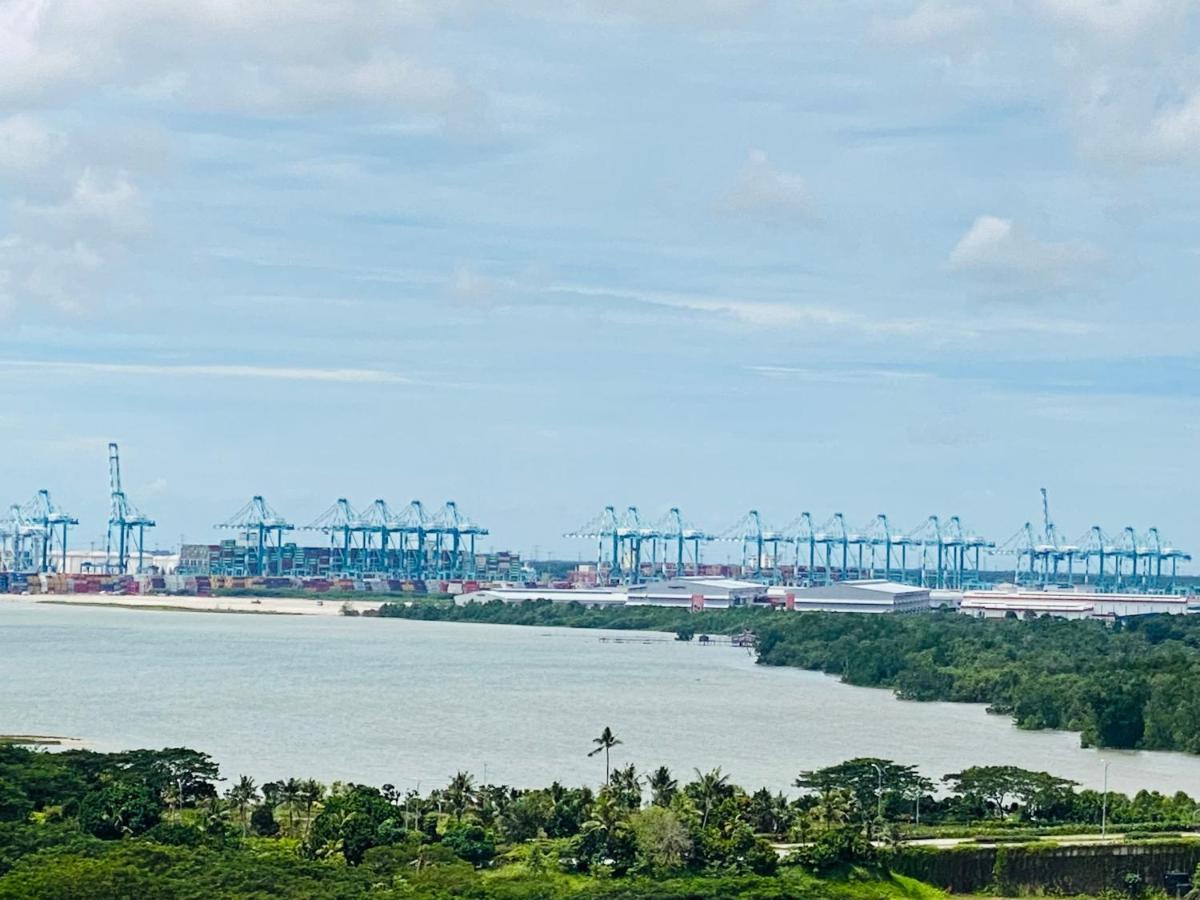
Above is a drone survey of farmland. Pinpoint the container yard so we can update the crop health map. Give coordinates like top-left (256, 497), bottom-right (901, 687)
top-left (1, 445), bottom-right (1196, 605)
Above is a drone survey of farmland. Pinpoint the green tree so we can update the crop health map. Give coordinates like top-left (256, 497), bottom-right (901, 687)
top-left (629, 806), bottom-right (691, 874)
top-left (609, 764), bottom-right (642, 811)
top-left (226, 775), bottom-right (258, 836)
top-left (77, 782), bottom-right (161, 839)
top-left (444, 771), bottom-right (478, 820)
top-left (588, 727), bottom-right (622, 785)
top-left (648, 766), bottom-right (678, 808)
top-left (442, 821), bottom-right (496, 867)
top-left (298, 779), bottom-right (324, 838)
top-left (305, 785), bottom-right (402, 865)
top-left (688, 767), bottom-right (731, 830)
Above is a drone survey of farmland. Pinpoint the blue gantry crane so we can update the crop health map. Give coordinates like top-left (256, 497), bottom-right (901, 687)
top-left (357, 499), bottom-right (401, 575)
top-left (105, 442), bottom-right (156, 575)
top-left (430, 501), bottom-right (489, 579)
top-left (718, 510), bottom-right (784, 581)
top-left (217, 495), bottom-right (293, 576)
top-left (304, 498), bottom-right (364, 577)
top-left (648, 507), bottom-right (711, 578)
top-left (391, 500), bottom-right (432, 579)
top-left (21, 489), bottom-right (78, 573)
top-left (565, 506), bottom-right (623, 583)
top-left (1, 504), bottom-right (38, 573)
top-left (780, 512), bottom-right (818, 585)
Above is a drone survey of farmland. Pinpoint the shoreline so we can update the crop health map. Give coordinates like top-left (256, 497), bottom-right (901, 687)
top-left (0, 593), bottom-right (383, 617)
top-left (0, 733), bottom-right (87, 750)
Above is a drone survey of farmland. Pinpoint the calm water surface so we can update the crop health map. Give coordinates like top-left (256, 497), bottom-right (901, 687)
top-left (2, 601), bottom-right (1198, 796)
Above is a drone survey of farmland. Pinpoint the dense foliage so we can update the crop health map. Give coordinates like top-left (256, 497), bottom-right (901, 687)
top-left (3, 738), bottom-right (1200, 898)
top-left (379, 600), bottom-right (1200, 753)
top-left (753, 611), bottom-right (1200, 753)
top-left (0, 743), bottom-right (943, 898)
top-left (375, 597), bottom-right (763, 633)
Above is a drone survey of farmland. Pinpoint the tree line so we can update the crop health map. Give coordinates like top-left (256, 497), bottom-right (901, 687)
top-left (3, 736), bottom-right (1200, 897)
top-left (377, 600), bottom-right (1200, 754)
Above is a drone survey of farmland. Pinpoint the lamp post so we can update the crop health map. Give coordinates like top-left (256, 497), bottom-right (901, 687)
top-left (870, 763), bottom-right (885, 820)
top-left (1101, 760), bottom-right (1110, 837)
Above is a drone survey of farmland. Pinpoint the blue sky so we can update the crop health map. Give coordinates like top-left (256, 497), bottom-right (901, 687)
top-left (2, 0), bottom-right (1199, 560)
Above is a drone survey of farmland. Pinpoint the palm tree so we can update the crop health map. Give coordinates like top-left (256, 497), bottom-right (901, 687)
top-left (648, 766), bottom-right (678, 807)
top-left (445, 771), bottom-right (478, 820)
top-left (280, 778), bottom-right (302, 834)
top-left (588, 726), bottom-right (622, 784)
top-left (813, 786), bottom-right (854, 830)
top-left (298, 778), bottom-right (324, 839)
top-left (226, 775), bottom-right (258, 835)
top-left (609, 764), bottom-right (642, 810)
top-left (692, 767), bottom-right (730, 829)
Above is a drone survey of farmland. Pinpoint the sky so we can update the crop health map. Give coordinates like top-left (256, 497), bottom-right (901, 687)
top-left (1, 0), bottom-right (1199, 562)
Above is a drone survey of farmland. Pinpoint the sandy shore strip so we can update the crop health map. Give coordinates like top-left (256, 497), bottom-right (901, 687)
top-left (0, 593), bottom-right (384, 616)
top-left (0, 734), bottom-right (88, 750)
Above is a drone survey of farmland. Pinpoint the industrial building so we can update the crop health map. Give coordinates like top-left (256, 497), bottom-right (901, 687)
top-left (960, 590), bottom-right (1200, 620)
top-left (625, 576), bottom-right (767, 609)
top-left (455, 587), bottom-right (627, 607)
top-left (768, 580), bottom-right (932, 614)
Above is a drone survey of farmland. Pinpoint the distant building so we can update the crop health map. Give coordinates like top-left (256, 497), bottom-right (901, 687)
top-left (626, 577), bottom-right (767, 609)
top-left (960, 590), bottom-right (1200, 620)
top-left (455, 587), bottom-right (627, 607)
top-left (769, 580), bottom-right (931, 614)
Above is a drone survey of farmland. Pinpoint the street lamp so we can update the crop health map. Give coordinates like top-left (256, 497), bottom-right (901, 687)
top-left (870, 763), bottom-right (885, 820)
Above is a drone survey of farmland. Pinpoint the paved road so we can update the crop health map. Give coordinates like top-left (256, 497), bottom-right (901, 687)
top-left (773, 831), bottom-right (1199, 856)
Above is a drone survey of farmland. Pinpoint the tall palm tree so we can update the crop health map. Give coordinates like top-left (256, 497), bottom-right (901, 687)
top-left (226, 775), bottom-right (258, 835)
top-left (298, 779), bottom-right (324, 839)
top-left (280, 778), bottom-right (302, 834)
top-left (648, 766), bottom-right (678, 807)
top-left (692, 767), bottom-right (730, 829)
top-left (588, 726), bottom-right (622, 784)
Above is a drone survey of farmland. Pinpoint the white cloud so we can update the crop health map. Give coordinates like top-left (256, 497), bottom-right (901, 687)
top-left (508, 0), bottom-right (765, 28)
top-left (1034, 0), bottom-right (1187, 36)
top-left (0, 156), bottom-right (148, 315)
top-left (551, 283), bottom-right (921, 335)
top-left (751, 365), bottom-right (934, 385)
top-left (718, 150), bottom-right (815, 220)
top-left (947, 215), bottom-right (1104, 287)
top-left (870, 2), bottom-right (984, 47)
top-left (0, 114), bottom-right (65, 173)
top-left (0, 0), bottom-right (487, 127)
top-left (0, 360), bottom-right (414, 384)
top-left (1141, 92), bottom-right (1200, 162)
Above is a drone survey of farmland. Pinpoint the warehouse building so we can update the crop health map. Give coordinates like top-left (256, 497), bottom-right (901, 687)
top-left (626, 576), bottom-right (767, 609)
top-left (455, 587), bottom-right (627, 607)
top-left (960, 590), bottom-right (1200, 620)
top-left (768, 580), bottom-right (931, 613)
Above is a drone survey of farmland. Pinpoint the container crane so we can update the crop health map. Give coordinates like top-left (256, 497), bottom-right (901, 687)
top-left (718, 510), bottom-right (782, 581)
top-left (304, 498), bottom-right (364, 577)
top-left (429, 501), bottom-right (489, 580)
top-left (649, 507), bottom-right (711, 578)
top-left (615, 506), bottom-right (658, 584)
top-left (565, 506), bottom-right (622, 583)
top-left (217, 495), bottom-right (293, 576)
top-left (357, 499), bottom-right (402, 575)
top-left (392, 500), bottom-right (432, 579)
top-left (105, 442), bottom-right (156, 575)
top-left (779, 512), bottom-right (818, 585)
top-left (22, 490), bottom-right (78, 573)
top-left (1, 504), bottom-right (39, 573)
